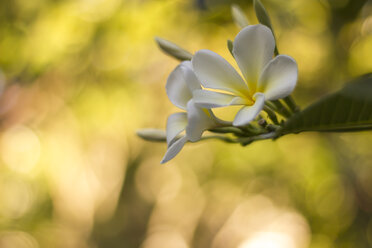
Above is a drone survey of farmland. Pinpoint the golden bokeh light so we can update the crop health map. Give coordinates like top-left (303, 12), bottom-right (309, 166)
top-left (0, 0), bottom-right (371, 247)
top-left (1, 125), bottom-right (41, 174)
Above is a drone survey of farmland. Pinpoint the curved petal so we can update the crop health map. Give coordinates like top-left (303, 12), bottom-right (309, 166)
top-left (161, 136), bottom-right (188, 164)
top-left (192, 50), bottom-right (249, 96)
top-left (166, 112), bottom-right (188, 145)
top-left (193, 89), bottom-right (247, 108)
top-left (258, 55), bottom-right (298, 100)
top-left (186, 100), bottom-right (216, 142)
top-left (233, 24), bottom-right (275, 92)
top-left (233, 93), bottom-right (265, 126)
top-left (179, 61), bottom-right (202, 92)
top-left (166, 62), bottom-right (201, 110)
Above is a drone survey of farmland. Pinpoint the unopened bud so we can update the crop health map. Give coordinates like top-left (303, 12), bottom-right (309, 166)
top-left (231, 4), bottom-right (249, 29)
top-left (136, 129), bottom-right (167, 142)
top-left (227, 40), bottom-right (234, 57)
top-left (253, 0), bottom-right (279, 55)
top-left (155, 37), bottom-right (193, 61)
top-left (253, 0), bottom-right (272, 29)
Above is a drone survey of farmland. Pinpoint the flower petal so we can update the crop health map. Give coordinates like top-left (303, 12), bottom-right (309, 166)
top-left (233, 93), bottom-right (265, 126)
top-left (186, 100), bottom-right (216, 142)
top-left (161, 136), bottom-right (188, 164)
top-left (193, 89), bottom-right (246, 108)
top-left (233, 24), bottom-right (275, 92)
top-left (166, 61), bottom-right (201, 110)
top-left (180, 61), bottom-right (202, 92)
top-left (258, 55), bottom-right (298, 100)
top-left (192, 50), bottom-right (249, 96)
top-left (166, 112), bottom-right (188, 145)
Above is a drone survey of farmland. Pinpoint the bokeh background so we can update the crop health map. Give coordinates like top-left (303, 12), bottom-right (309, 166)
top-left (0, 0), bottom-right (372, 247)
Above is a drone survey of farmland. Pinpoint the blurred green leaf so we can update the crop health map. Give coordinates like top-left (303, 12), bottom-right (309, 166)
top-left (281, 73), bottom-right (372, 134)
top-left (231, 4), bottom-right (249, 29)
top-left (155, 37), bottom-right (193, 61)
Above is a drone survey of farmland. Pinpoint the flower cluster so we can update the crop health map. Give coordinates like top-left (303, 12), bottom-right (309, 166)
top-left (138, 21), bottom-right (299, 163)
top-left (156, 24), bottom-right (298, 163)
top-left (161, 61), bottom-right (220, 163)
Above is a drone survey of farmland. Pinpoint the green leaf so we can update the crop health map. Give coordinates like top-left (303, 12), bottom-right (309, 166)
top-left (155, 37), bottom-right (193, 61)
top-left (231, 4), bottom-right (249, 29)
top-left (281, 74), bottom-right (372, 134)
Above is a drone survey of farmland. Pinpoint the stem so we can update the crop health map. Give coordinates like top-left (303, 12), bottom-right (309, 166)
top-left (200, 135), bottom-right (238, 143)
top-left (263, 106), bottom-right (279, 125)
top-left (270, 100), bottom-right (292, 118)
top-left (266, 124), bottom-right (281, 132)
top-left (238, 132), bottom-right (278, 146)
top-left (265, 101), bottom-right (278, 111)
top-left (244, 124), bottom-right (265, 134)
top-left (283, 95), bottom-right (300, 113)
top-left (208, 127), bottom-right (246, 136)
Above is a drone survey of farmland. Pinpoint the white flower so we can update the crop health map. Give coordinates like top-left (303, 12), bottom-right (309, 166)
top-left (191, 24), bottom-right (298, 126)
top-left (161, 61), bottom-right (217, 164)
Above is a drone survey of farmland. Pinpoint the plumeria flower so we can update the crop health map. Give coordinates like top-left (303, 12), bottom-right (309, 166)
top-left (161, 61), bottom-right (219, 164)
top-left (192, 24), bottom-right (298, 126)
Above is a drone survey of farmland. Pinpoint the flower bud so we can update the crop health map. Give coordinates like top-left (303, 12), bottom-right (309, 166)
top-left (253, 0), bottom-right (272, 29)
top-left (253, 0), bottom-right (279, 55)
top-left (136, 129), bottom-right (167, 142)
top-left (155, 37), bottom-right (193, 61)
top-left (227, 39), bottom-right (234, 57)
top-left (231, 4), bottom-right (249, 29)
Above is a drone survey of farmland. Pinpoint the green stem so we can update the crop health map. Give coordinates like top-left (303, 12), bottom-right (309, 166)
top-left (208, 127), bottom-right (246, 136)
top-left (263, 106), bottom-right (279, 125)
top-left (265, 101), bottom-right (278, 111)
top-left (200, 135), bottom-right (238, 143)
top-left (270, 100), bottom-right (292, 118)
top-left (243, 124), bottom-right (265, 135)
top-left (238, 132), bottom-right (278, 146)
top-left (266, 124), bottom-right (281, 132)
top-left (283, 95), bottom-right (300, 113)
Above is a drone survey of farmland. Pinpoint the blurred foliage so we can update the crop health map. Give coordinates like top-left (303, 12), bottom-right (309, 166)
top-left (0, 0), bottom-right (371, 248)
top-left (282, 74), bottom-right (372, 134)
